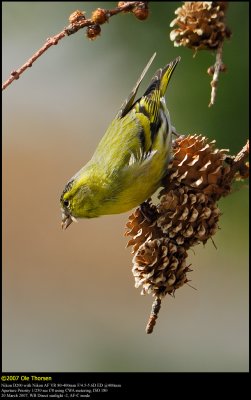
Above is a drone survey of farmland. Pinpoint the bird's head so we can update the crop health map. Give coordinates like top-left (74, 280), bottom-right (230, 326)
top-left (60, 184), bottom-right (77, 230)
top-left (60, 172), bottom-right (100, 229)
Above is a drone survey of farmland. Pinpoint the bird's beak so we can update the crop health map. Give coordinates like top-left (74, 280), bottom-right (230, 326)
top-left (61, 209), bottom-right (78, 230)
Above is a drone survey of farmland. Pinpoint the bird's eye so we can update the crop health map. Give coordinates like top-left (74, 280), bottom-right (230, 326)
top-left (63, 200), bottom-right (69, 208)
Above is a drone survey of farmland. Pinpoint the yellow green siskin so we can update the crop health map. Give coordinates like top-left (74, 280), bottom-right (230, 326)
top-left (61, 53), bottom-right (180, 229)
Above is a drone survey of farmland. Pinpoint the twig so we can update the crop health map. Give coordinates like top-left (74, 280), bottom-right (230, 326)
top-left (2, 31), bottom-right (66, 91)
top-left (233, 140), bottom-right (249, 163)
top-left (208, 43), bottom-right (226, 107)
top-left (225, 140), bottom-right (249, 181)
top-left (2, 2), bottom-right (148, 91)
top-left (146, 297), bottom-right (162, 334)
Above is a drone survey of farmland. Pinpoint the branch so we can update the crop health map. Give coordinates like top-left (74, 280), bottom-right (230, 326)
top-left (2, 2), bottom-right (148, 91)
top-left (208, 43), bottom-right (227, 107)
top-left (146, 297), bottom-right (162, 334)
top-left (224, 140), bottom-right (249, 182)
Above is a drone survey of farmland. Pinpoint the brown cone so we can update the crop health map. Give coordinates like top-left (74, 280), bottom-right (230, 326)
top-left (132, 238), bottom-right (189, 298)
top-left (157, 186), bottom-right (221, 246)
top-left (125, 201), bottom-right (162, 254)
top-left (165, 135), bottom-right (231, 199)
top-left (170, 2), bottom-right (231, 51)
top-left (125, 135), bottom-right (249, 333)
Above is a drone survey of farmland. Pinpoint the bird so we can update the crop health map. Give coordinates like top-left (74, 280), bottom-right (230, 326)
top-left (60, 53), bottom-right (180, 229)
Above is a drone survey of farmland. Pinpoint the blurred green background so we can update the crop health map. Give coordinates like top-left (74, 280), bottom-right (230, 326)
top-left (2, 2), bottom-right (248, 372)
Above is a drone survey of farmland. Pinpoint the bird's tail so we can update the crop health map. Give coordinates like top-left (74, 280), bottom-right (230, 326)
top-left (142, 56), bottom-right (181, 103)
top-left (159, 56), bottom-right (181, 97)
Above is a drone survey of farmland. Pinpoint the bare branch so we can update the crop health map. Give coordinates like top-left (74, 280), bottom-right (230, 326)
top-left (224, 140), bottom-right (249, 183)
top-left (208, 44), bottom-right (227, 107)
top-left (2, 2), bottom-right (148, 91)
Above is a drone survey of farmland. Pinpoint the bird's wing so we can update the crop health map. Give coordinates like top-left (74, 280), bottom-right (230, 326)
top-left (134, 57), bottom-right (181, 143)
top-left (93, 57), bottom-right (180, 174)
top-left (116, 52), bottom-right (156, 119)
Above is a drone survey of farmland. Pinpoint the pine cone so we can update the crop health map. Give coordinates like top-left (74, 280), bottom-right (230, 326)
top-left (165, 135), bottom-right (231, 199)
top-left (157, 187), bottom-right (221, 246)
top-left (170, 2), bottom-right (231, 51)
top-left (125, 135), bottom-right (249, 334)
top-left (125, 201), bottom-right (162, 254)
top-left (132, 238), bottom-right (190, 298)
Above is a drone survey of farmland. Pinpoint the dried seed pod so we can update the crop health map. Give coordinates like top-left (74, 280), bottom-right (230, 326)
top-left (207, 65), bottom-right (215, 76)
top-left (170, 2), bottom-right (231, 51)
top-left (69, 10), bottom-right (85, 24)
top-left (92, 8), bottom-right (109, 24)
top-left (86, 24), bottom-right (101, 40)
top-left (133, 3), bottom-right (149, 20)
